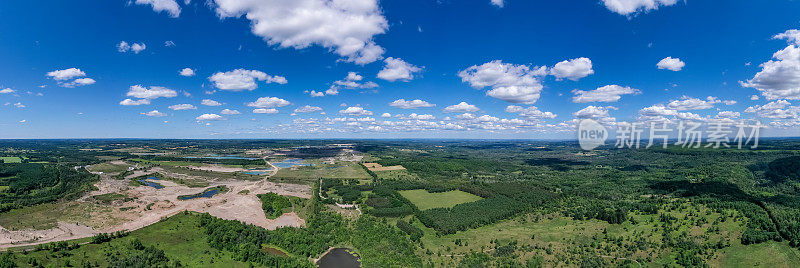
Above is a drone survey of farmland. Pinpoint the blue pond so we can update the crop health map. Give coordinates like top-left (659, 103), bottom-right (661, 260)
top-left (179, 189), bottom-right (219, 200)
top-left (273, 159), bottom-right (313, 168)
top-left (242, 170), bottom-right (272, 175)
top-left (138, 176), bottom-right (164, 189)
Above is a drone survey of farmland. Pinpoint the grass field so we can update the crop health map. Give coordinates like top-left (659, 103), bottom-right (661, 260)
top-left (0, 185), bottom-right (8, 192)
top-left (88, 162), bottom-right (130, 173)
top-left (712, 241), bottom-right (800, 267)
top-left (374, 169), bottom-right (419, 180)
top-left (0, 201), bottom-right (124, 230)
top-left (9, 212), bottom-right (251, 267)
top-left (399, 189), bottom-right (482, 210)
top-left (273, 162), bottom-right (371, 180)
top-left (0, 156), bottom-right (22, 163)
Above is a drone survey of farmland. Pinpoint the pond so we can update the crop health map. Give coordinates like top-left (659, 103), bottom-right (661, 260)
top-left (178, 189), bottom-right (219, 200)
top-left (272, 158), bottom-right (313, 168)
top-left (317, 248), bottom-right (360, 268)
top-left (137, 176), bottom-right (164, 189)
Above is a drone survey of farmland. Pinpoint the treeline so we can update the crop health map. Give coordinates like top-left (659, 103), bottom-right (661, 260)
top-left (258, 193), bottom-right (292, 218)
top-left (139, 155), bottom-right (264, 166)
top-left (417, 195), bottom-right (523, 234)
top-left (0, 163), bottom-right (98, 212)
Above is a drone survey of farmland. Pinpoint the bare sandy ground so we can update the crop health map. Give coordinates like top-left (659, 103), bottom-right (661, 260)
top-left (0, 168), bottom-right (310, 249)
top-left (186, 165), bottom-right (247, 173)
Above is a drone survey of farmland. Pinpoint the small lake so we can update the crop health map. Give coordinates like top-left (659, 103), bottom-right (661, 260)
top-left (178, 189), bottom-right (219, 200)
top-left (317, 248), bottom-right (360, 268)
top-left (242, 170), bottom-right (271, 175)
top-left (138, 176), bottom-right (164, 189)
top-left (272, 158), bottom-right (313, 168)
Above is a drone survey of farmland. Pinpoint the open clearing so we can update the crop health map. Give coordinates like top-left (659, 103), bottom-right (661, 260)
top-left (273, 162), bottom-right (371, 180)
top-left (0, 157), bottom-right (22, 163)
top-left (399, 189), bottom-right (482, 210)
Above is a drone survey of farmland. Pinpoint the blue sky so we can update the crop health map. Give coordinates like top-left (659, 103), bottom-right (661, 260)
top-left (1, 0), bottom-right (799, 139)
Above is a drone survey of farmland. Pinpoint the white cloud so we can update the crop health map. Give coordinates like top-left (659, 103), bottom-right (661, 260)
top-left (212, 0), bottom-right (388, 64)
top-left (119, 98), bottom-right (151, 106)
top-left (201, 99), bottom-right (222, 106)
top-left (404, 113), bottom-right (435, 120)
top-left (339, 106), bottom-right (373, 116)
top-left (601, 0), bottom-right (679, 16)
top-left (381, 112), bottom-right (392, 118)
top-left (61, 78), bottom-right (96, 88)
top-left (389, 99), bottom-right (435, 109)
top-left (716, 111), bottom-right (740, 119)
top-left (117, 41), bottom-right (146, 53)
top-left (221, 109), bottom-right (241, 115)
top-left (773, 29), bottom-right (800, 46)
top-left (294, 105), bottom-right (323, 113)
top-left (317, 72), bottom-right (379, 96)
top-left (377, 57), bottom-right (423, 82)
top-left (307, 90), bottom-right (325, 97)
top-left (126, 85), bottom-right (178, 99)
top-left (490, 0), bottom-right (504, 8)
top-left (657, 56), bottom-right (685, 71)
top-left (458, 60), bottom-right (547, 104)
top-left (572, 85), bottom-right (640, 103)
top-left (253, 108), bottom-right (279, 114)
top-left (667, 96), bottom-right (720, 110)
top-left (13, 102), bottom-right (25, 108)
top-left (550, 57), bottom-right (594, 81)
top-left (141, 110), bottom-right (167, 117)
top-left (574, 105), bottom-right (617, 124)
top-left (168, 104), bottom-right (197, 110)
top-left (180, 68), bottom-right (196, 77)
top-left (209, 69), bottom-right (287, 91)
top-left (745, 100), bottom-right (799, 119)
top-left (741, 35), bottom-right (800, 100)
top-left (164, 40), bottom-right (176, 47)
top-left (46, 68), bottom-right (85, 81)
top-left (0, 88), bottom-right (15, 94)
top-left (196, 113), bottom-right (224, 120)
top-left (444, 102), bottom-right (479, 113)
top-left (505, 105), bottom-right (557, 119)
top-left (247, 97), bottom-right (291, 108)
top-left (750, 95), bottom-right (760, 100)
top-left (134, 0), bottom-right (181, 18)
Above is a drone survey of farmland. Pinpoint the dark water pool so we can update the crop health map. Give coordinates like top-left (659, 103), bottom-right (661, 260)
top-left (178, 189), bottom-right (219, 200)
top-left (317, 248), bottom-right (360, 268)
top-left (138, 176), bottom-right (164, 189)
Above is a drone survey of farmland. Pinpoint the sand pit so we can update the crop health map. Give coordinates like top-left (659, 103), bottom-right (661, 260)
top-left (0, 170), bottom-right (311, 249)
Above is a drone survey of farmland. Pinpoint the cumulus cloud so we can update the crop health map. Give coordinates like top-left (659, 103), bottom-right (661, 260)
top-left (572, 85), bottom-right (640, 103)
top-left (745, 100), bottom-right (798, 119)
top-left (13, 102), bottom-right (25, 108)
top-left (201, 99), bottom-right (222, 106)
top-left (212, 0), bottom-right (388, 64)
top-left (46, 68), bottom-right (85, 80)
top-left (601, 0), bottom-right (679, 16)
top-left (126, 85), bottom-right (178, 99)
top-left (209, 69), bottom-right (287, 91)
top-left (339, 106), bottom-right (373, 116)
top-left (574, 105), bottom-right (617, 124)
top-left (247, 97), bottom-right (291, 108)
top-left (196, 113), bottom-right (224, 121)
top-left (667, 96), bottom-right (721, 110)
top-left (389, 99), bottom-right (435, 109)
top-left (317, 72), bottom-right (379, 96)
top-left (294, 105), bottom-right (323, 113)
top-left (491, 0), bottom-right (504, 8)
top-left (550, 57), bottom-right (594, 81)
top-left (377, 57), bottom-right (423, 82)
top-left (0, 88), bottom-right (15, 94)
top-left (506, 105), bottom-right (557, 119)
top-left (443, 102), bottom-right (479, 113)
top-left (168, 104), bottom-right (197, 110)
top-left (46, 68), bottom-right (96, 88)
top-left (221, 109), bottom-right (241, 115)
top-left (119, 99), bottom-right (151, 106)
top-left (134, 0), bottom-right (181, 18)
top-left (253, 108), bottom-right (279, 114)
top-left (458, 60), bottom-right (547, 104)
top-left (179, 68), bottom-right (195, 77)
top-left (773, 29), bottom-right (800, 46)
top-left (403, 113), bottom-right (435, 120)
top-left (741, 32), bottom-right (800, 100)
top-left (117, 41), bottom-right (146, 54)
top-left (141, 110), bottom-right (167, 117)
top-left (381, 113), bottom-right (392, 118)
top-left (657, 56), bottom-right (685, 71)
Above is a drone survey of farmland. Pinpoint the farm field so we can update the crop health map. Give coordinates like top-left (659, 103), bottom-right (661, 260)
top-left (273, 162), bottom-right (371, 180)
top-left (0, 157), bottom-right (21, 163)
top-left (399, 189), bottom-right (482, 210)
